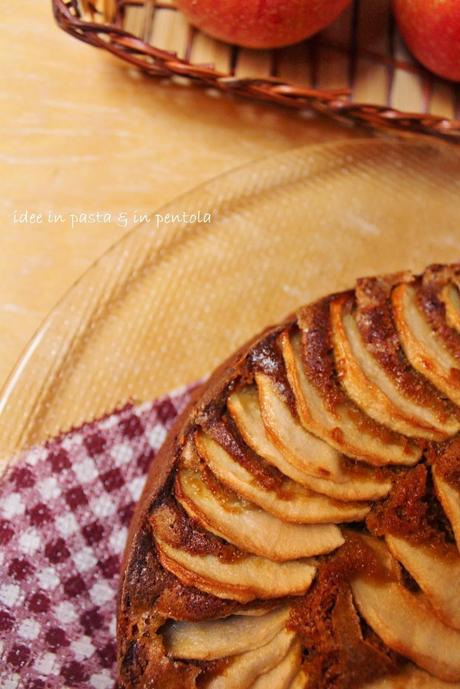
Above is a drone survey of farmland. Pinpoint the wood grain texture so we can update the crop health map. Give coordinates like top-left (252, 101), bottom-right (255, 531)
top-left (0, 2), bottom-right (360, 394)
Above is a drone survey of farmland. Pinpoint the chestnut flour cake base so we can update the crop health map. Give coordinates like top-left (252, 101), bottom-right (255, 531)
top-left (118, 264), bottom-right (460, 689)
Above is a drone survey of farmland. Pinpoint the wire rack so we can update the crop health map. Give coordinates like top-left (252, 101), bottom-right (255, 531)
top-left (53, 0), bottom-right (460, 140)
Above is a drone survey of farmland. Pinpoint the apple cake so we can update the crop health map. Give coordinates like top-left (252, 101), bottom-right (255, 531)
top-left (117, 264), bottom-right (460, 689)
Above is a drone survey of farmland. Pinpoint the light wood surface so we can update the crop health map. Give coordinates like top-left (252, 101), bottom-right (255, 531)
top-left (0, 1), bottom-right (362, 393)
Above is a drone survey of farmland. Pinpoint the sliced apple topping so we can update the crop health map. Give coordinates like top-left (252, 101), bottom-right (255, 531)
top-left (254, 374), bottom-right (345, 481)
top-left (175, 464), bottom-right (344, 561)
top-left (281, 330), bottom-right (421, 467)
top-left (351, 558), bottom-right (460, 681)
top-left (331, 295), bottom-right (456, 440)
top-left (360, 664), bottom-right (460, 689)
top-left (207, 628), bottom-right (295, 689)
top-left (155, 535), bottom-right (316, 603)
top-left (228, 385), bottom-right (328, 486)
top-left (250, 639), bottom-right (301, 689)
top-left (163, 605), bottom-right (290, 660)
top-left (195, 433), bottom-right (370, 524)
top-left (228, 385), bottom-right (391, 502)
top-left (392, 283), bottom-right (460, 405)
top-left (442, 282), bottom-right (460, 334)
top-left (385, 534), bottom-right (460, 630)
top-left (433, 466), bottom-right (460, 551)
top-left (355, 273), bottom-right (458, 436)
top-left (418, 265), bottom-right (460, 359)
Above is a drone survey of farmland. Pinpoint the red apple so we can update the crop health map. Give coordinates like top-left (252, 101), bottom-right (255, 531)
top-left (393, 0), bottom-right (460, 82)
top-left (176, 0), bottom-right (352, 49)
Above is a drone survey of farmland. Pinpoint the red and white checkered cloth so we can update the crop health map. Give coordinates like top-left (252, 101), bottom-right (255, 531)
top-left (0, 384), bottom-right (197, 689)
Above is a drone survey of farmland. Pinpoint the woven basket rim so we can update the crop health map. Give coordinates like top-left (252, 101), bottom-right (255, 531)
top-left (52, 0), bottom-right (460, 141)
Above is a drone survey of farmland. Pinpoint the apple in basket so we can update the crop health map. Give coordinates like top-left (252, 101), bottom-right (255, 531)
top-left (393, 0), bottom-right (460, 82)
top-left (176, 0), bottom-right (352, 49)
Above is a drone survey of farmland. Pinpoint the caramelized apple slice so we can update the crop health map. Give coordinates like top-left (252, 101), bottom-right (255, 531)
top-left (418, 265), bottom-right (460, 360)
top-left (250, 639), bottom-right (301, 689)
top-left (355, 273), bottom-right (458, 437)
top-left (155, 536), bottom-right (316, 603)
top-left (195, 433), bottom-right (370, 524)
top-left (176, 465), bottom-right (344, 561)
top-left (228, 386), bottom-right (391, 502)
top-left (228, 386), bottom-right (330, 486)
top-left (351, 577), bottom-right (460, 681)
top-left (361, 664), bottom-right (460, 689)
top-left (163, 605), bottom-right (290, 660)
top-left (392, 283), bottom-right (460, 405)
top-left (385, 535), bottom-right (460, 630)
top-left (331, 295), bottom-right (455, 440)
top-left (433, 467), bottom-right (460, 550)
top-left (443, 282), bottom-right (460, 333)
top-left (207, 628), bottom-right (295, 689)
top-left (281, 331), bottom-right (420, 467)
top-left (253, 376), bottom-right (345, 481)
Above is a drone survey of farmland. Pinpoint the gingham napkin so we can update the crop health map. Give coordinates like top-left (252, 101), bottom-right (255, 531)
top-left (0, 384), bottom-right (197, 689)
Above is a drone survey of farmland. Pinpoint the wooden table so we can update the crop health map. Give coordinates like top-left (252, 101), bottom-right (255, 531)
top-left (0, 1), bottom-right (363, 392)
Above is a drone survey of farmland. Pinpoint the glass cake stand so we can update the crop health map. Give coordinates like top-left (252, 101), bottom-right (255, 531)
top-left (1, 137), bottom-right (459, 466)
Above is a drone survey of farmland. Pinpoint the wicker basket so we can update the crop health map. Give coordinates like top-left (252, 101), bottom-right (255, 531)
top-left (53, 0), bottom-right (460, 140)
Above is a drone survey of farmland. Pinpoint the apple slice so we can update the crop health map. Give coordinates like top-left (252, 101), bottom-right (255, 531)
top-left (250, 639), bottom-right (301, 689)
top-left (228, 386), bottom-right (391, 502)
top-left (281, 331), bottom-right (420, 467)
top-left (229, 606), bottom-right (278, 617)
top-left (207, 628), bottom-right (295, 689)
top-left (442, 282), bottom-right (460, 334)
top-left (155, 536), bottom-right (316, 603)
top-left (361, 664), bottom-right (460, 689)
top-left (331, 295), bottom-right (456, 440)
top-left (355, 274), bottom-right (457, 438)
top-left (432, 467), bottom-right (460, 550)
top-left (228, 385), bottom-right (332, 486)
top-left (252, 376), bottom-right (345, 482)
top-left (163, 605), bottom-right (290, 659)
top-left (351, 577), bottom-right (460, 681)
top-left (195, 433), bottom-right (370, 524)
top-left (175, 465), bottom-right (344, 560)
top-left (418, 266), bottom-right (460, 359)
top-left (385, 534), bottom-right (460, 630)
top-left (392, 283), bottom-right (460, 405)
top-left (288, 670), bottom-right (308, 689)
